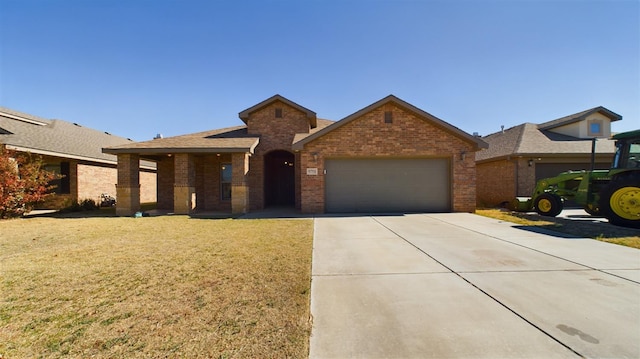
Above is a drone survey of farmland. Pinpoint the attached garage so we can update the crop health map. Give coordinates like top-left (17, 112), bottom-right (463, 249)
top-left (325, 158), bottom-right (451, 213)
top-left (293, 95), bottom-right (488, 214)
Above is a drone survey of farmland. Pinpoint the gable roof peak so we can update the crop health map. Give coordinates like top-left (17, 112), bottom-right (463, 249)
top-left (238, 94), bottom-right (317, 128)
top-left (538, 106), bottom-right (622, 130)
top-left (293, 95), bottom-right (488, 151)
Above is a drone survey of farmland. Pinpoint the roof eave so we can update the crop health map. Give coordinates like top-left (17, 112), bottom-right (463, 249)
top-left (103, 147), bottom-right (256, 155)
top-left (6, 144), bottom-right (118, 165)
top-left (476, 152), bottom-right (615, 164)
top-left (103, 138), bottom-right (259, 155)
top-left (539, 107), bottom-right (623, 131)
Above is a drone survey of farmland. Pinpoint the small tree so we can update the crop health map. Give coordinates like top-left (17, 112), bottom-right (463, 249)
top-left (0, 147), bottom-right (59, 218)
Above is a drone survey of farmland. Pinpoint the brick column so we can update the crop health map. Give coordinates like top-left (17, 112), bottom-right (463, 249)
top-left (231, 153), bottom-right (250, 214)
top-left (115, 154), bottom-right (140, 216)
top-left (173, 153), bottom-right (196, 214)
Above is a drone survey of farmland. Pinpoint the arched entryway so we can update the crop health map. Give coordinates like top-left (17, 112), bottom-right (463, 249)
top-left (264, 150), bottom-right (295, 206)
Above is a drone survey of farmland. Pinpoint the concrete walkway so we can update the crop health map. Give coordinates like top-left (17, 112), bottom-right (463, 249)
top-left (309, 213), bottom-right (640, 359)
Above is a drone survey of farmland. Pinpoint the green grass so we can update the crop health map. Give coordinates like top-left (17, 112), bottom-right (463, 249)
top-left (0, 216), bottom-right (313, 358)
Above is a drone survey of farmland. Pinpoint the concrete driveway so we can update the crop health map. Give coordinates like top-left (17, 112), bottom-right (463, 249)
top-left (309, 213), bottom-right (640, 359)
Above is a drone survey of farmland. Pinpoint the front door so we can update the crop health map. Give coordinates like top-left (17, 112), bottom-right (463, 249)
top-left (264, 150), bottom-right (295, 206)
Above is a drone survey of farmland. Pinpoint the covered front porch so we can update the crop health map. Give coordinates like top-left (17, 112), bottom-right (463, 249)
top-left (103, 133), bottom-right (259, 216)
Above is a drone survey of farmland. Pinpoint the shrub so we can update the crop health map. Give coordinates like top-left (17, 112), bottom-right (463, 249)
top-left (61, 198), bottom-right (100, 212)
top-left (81, 198), bottom-right (99, 210)
top-left (0, 148), bottom-right (59, 219)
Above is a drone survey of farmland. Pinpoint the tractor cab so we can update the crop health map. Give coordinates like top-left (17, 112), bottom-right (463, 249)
top-left (611, 129), bottom-right (640, 170)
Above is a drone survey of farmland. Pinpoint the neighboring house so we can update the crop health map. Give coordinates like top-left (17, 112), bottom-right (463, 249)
top-left (0, 106), bottom-right (156, 206)
top-left (104, 94), bottom-right (488, 216)
top-left (476, 106), bottom-right (622, 207)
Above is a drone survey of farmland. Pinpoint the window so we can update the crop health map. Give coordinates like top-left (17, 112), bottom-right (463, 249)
top-left (628, 142), bottom-right (640, 169)
top-left (588, 120), bottom-right (603, 137)
top-left (384, 111), bottom-right (393, 124)
top-left (45, 162), bottom-right (70, 194)
top-left (220, 163), bottom-right (232, 200)
top-left (59, 162), bottom-right (70, 194)
top-left (275, 108), bottom-right (283, 118)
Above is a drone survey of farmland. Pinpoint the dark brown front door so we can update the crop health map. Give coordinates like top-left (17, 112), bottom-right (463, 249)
top-left (265, 150), bottom-right (295, 206)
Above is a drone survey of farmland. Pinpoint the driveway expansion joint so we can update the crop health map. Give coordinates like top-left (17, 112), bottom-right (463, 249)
top-left (371, 215), bottom-right (587, 358)
top-left (423, 213), bottom-right (640, 285)
top-left (313, 271), bottom-right (454, 277)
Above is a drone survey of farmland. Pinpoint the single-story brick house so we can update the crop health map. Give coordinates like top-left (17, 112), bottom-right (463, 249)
top-left (0, 106), bottom-right (157, 207)
top-left (103, 95), bottom-right (488, 216)
top-left (476, 106), bottom-right (622, 207)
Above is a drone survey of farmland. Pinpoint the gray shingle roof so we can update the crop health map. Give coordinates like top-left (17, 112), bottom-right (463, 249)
top-left (103, 126), bottom-right (260, 154)
top-left (0, 106), bottom-right (141, 165)
top-left (476, 122), bottom-right (617, 162)
top-left (538, 106), bottom-right (621, 130)
top-left (292, 118), bottom-right (335, 144)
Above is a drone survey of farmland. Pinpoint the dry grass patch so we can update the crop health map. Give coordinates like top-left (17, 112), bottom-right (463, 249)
top-left (0, 216), bottom-right (313, 358)
top-left (476, 209), bottom-right (640, 249)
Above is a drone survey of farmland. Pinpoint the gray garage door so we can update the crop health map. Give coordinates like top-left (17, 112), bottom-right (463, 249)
top-left (325, 158), bottom-right (451, 213)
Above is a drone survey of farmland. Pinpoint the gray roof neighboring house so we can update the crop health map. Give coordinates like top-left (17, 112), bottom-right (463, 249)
top-left (0, 106), bottom-right (155, 169)
top-left (538, 106), bottom-right (622, 130)
top-left (476, 123), bottom-right (617, 163)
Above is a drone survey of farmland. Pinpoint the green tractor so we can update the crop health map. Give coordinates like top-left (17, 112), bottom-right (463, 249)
top-left (513, 129), bottom-right (640, 228)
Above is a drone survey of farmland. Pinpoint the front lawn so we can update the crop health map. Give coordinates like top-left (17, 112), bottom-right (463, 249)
top-left (0, 216), bottom-right (313, 358)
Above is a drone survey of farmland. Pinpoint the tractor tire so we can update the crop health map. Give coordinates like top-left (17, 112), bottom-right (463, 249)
top-left (534, 193), bottom-right (563, 217)
top-left (584, 203), bottom-right (600, 216)
top-left (600, 178), bottom-right (640, 228)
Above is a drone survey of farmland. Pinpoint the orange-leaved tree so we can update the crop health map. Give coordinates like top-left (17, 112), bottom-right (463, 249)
top-left (0, 147), bottom-right (59, 219)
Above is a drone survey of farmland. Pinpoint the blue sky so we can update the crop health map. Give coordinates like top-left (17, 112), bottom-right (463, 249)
top-left (1, 0), bottom-right (638, 141)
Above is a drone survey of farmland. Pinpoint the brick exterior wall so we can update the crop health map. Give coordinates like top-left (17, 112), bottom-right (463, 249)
top-left (245, 101), bottom-right (311, 210)
top-left (76, 163), bottom-right (117, 202)
top-left (298, 103), bottom-right (478, 213)
top-left (156, 154), bottom-right (233, 212)
top-left (476, 158), bottom-right (602, 208)
top-left (476, 159), bottom-right (516, 207)
top-left (139, 170), bottom-right (156, 203)
top-left (37, 154), bottom-right (156, 207)
top-left (172, 153), bottom-right (196, 214)
top-left (517, 158), bottom-right (536, 197)
top-left (195, 154), bottom-right (231, 212)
